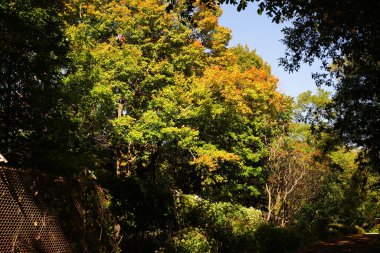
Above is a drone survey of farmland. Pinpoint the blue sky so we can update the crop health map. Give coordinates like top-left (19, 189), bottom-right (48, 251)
top-left (219, 4), bottom-right (329, 98)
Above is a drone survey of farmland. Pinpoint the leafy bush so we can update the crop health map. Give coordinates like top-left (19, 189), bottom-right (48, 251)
top-left (369, 224), bottom-right (380, 233)
top-left (205, 201), bottom-right (261, 251)
top-left (174, 193), bottom-right (263, 252)
top-left (326, 223), bottom-right (365, 236)
top-left (255, 224), bottom-right (301, 253)
top-left (167, 227), bottom-right (214, 253)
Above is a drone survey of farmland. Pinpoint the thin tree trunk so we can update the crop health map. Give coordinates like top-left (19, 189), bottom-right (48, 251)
top-left (116, 103), bottom-right (123, 176)
top-left (265, 183), bottom-right (272, 222)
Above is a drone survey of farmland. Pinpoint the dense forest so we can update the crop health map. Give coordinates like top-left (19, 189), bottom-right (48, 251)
top-left (0, 0), bottom-right (379, 252)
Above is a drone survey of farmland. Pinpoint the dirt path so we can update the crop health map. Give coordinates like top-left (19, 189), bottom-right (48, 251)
top-left (299, 234), bottom-right (380, 253)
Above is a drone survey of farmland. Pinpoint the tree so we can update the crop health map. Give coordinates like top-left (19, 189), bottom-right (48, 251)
top-left (173, 0), bottom-right (380, 170)
top-left (168, 64), bottom-right (291, 203)
top-left (290, 89), bottom-right (380, 234)
top-left (262, 0), bottom-right (380, 170)
top-left (264, 128), bottom-right (324, 226)
top-left (63, 0), bottom-right (233, 173)
top-left (293, 88), bottom-right (331, 125)
top-left (0, 0), bottom-right (71, 170)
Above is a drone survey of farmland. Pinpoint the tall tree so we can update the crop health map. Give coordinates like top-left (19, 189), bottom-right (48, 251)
top-left (263, 0), bottom-right (380, 169)
top-left (265, 131), bottom-right (323, 226)
top-left (0, 0), bottom-right (70, 170)
top-left (173, 0), bottom-right (380, 170)
top-left (63, 0), bottom-right (232, 173)
top-left (64, 0), bottom-right (291, 201)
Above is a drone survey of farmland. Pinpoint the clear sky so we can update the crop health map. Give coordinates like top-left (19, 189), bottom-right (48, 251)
top-left (219, 4), bottom-right (330, 98)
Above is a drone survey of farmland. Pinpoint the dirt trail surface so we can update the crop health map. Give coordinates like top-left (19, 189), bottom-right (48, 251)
top-left (299, 234), bottom-right (380, 253)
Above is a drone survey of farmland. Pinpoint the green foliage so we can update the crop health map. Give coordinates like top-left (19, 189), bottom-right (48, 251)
top-left (294, 146), bottom-right (380, 236)
top-left (63, 0), bottom-right (292, 206)
top-left (263, 0), bottom-right (380, 169)
top-left (176, 0), bottom-right (380, 170)
top-left (168, 227), bottom-right (215, 253)
top-left (325, 224), bottom-right (365, 237)
top-left (174, 193), bottom-right (262, 252)
top-left (171, 193), bottom-right (309, 253)
top-left (228, 44), bottom-right (270, 72)
top-left (62, 0), bottom-right (236, 174)
top-left (293, 88), bottom-right (331, 126)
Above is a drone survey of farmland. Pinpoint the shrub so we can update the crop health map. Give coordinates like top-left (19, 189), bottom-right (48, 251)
top-left (168, 227), bottom-right (214, 253)
top-left (174, 193), bottom-right (263, 252)
top-left (255, 224), bottom-right (301, 253)
top-left (369, 224), bottom-right (380, 233)
top-left (205, 201), bottom-right (262, 251)
top-left (326, 223), bottom-right (366, 236)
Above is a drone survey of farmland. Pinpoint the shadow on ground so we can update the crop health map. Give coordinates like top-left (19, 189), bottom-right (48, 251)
top-left (299, 234), bottom-right (380, 253)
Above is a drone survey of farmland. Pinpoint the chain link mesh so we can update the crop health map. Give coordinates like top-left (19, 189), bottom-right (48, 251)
top-left (0, 167), bottom-right (115, 253)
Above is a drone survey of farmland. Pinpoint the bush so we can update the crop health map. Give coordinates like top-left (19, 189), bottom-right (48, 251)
top-left (168, 227), bottom-right (214, 253)
top-left (326, 223), bottom-right (365, 236)
top-left (255, 224), bottom-right (301, 253)
top-left (369, 224), bottom-right (380, 233)
top-left (206, 201), bottom-right (262, 251)
top-left (174, 193), bottom-right (263, 252)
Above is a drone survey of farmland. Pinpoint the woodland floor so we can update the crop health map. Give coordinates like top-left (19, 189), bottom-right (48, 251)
top-left (299, 234), bottom-right (380, 253)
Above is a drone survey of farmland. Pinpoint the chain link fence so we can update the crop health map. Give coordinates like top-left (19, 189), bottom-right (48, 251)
top-left (0, 166), bottom-right (116, 252)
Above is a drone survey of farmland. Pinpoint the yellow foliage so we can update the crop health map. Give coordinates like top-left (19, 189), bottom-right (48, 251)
top-left (191, 148), bottom-right (240, 172)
